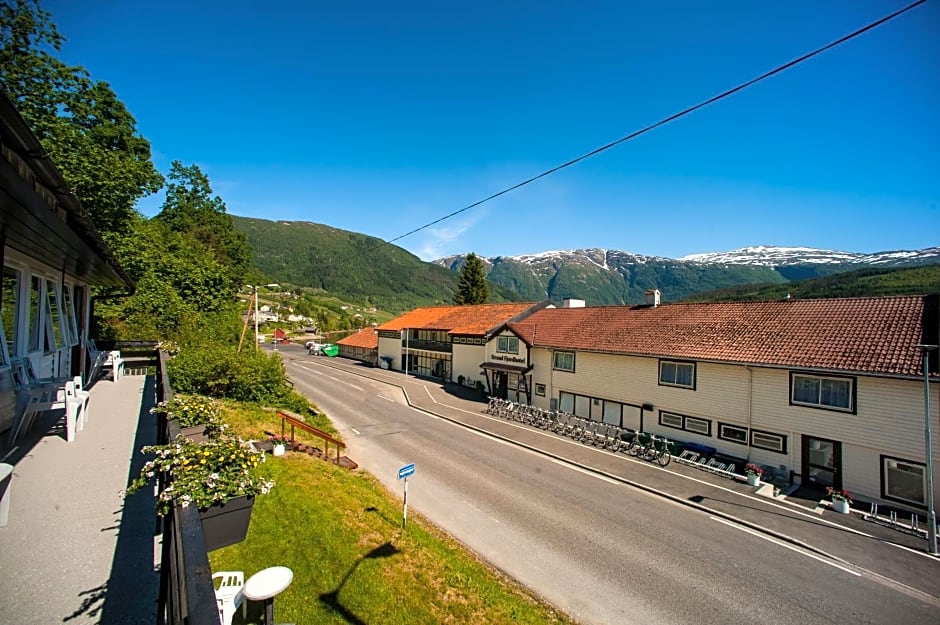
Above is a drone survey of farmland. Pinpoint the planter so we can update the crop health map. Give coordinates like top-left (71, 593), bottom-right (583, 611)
top-left (831, 498), bottom-right (850, 514)
top-left (199, 495), bottom-right (255, 551)
top-left (273, 444), bottom-right (286, 457)
top-left (746, 473), bottom-right (760, 486)
top-left (180, 424), bottom-right (209, 443)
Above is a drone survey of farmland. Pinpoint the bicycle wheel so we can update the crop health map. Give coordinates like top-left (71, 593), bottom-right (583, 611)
top-left (657, 449), bottom-right (671, 467)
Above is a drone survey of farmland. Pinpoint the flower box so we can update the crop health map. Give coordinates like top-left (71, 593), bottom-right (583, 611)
top-left (199, 494), bottom-right (255, 551)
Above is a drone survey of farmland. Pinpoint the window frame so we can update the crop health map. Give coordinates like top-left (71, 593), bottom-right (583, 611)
top-left (658, 359), bottom-right (696, 390)
top-left (553, 350), bottom-right (575, 372)
top-left (789, 371), bottom-right (856, 413)
top-left (750, 429), bottom-right (787, 454)
top-left (659, 411), bottom-right (712, 436)
top-left (496, 335), bottom-right (519, 354)
top-left (718, 422), bottom-right (749, 445)
top-left (535, 383), bottom-right (546, 397)
top-left (881, 455), bottom-right (927, 508)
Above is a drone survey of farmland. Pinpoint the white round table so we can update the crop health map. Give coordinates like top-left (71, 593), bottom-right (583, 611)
top-left (244, 565), bottom-right (293, 624)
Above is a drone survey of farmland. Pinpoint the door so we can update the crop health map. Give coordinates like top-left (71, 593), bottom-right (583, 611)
top-left (493, 372), bottom-right (508, 399)
top-left (802, 435), bottom-right (842, 490)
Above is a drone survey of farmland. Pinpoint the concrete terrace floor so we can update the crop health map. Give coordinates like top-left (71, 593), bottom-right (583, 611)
top-left (0, 373), bottom-right (159, 625)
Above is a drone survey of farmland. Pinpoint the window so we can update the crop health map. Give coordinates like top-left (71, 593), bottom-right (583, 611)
top-left (718, 423), bottom-right (748, 445)
top-left (660, 413), bottom-right (683, 429)
top-left (497, 336), bottom-right (519, 354)
top-left (46, 279), bottom-right (63, 349)
top-left (553, 351), bottom-right (575, 372)
top-left (659, 360), bottom-right (695, 389)
top-left (751, 429), bottom-right (787, 453)
top-left (28, 276), bottom-right (41, 351)
top-left (685, 416), bottom-right (711, 435)
top-left (882, 456), bottom-right (926, 506)
top-left (62, 285), bottom-right (78, 346)
top-left (2, 267), bottom-right (19, 358)
top-left (659, 411), bottom-right (711, 436)
top-left (559, 391), bottom-right (575, 413)
top-left (535, 383), bottom-right (546, 397)
top-left (791, 373), bottom-right (854, 412)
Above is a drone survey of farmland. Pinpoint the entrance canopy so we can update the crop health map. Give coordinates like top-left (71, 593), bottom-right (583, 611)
top-left (480, 362), bottom-right (533, 375)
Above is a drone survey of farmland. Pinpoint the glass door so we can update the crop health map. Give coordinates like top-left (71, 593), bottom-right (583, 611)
top-left (802, 435), bottom-right (842, 490)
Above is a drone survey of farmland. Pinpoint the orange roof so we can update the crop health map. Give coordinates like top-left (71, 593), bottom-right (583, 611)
top-left (509, 296), bottom-right (935, 377)
top-left (337, 328), bottom-right (378, 349)
top-left (377, 302), bottom-right (542, 336)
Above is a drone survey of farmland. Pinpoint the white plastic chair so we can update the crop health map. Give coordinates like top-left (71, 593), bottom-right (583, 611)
top-left (104, 350), bottom-right (125, 380)
top-left (11, 380), bottom-right (83, 443)
top-left (213, 570), bottom-right (246, 625)
top-left (72, 376), bottom-right (91, 423)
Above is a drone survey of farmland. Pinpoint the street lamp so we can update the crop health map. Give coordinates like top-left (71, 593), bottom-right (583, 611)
top-left (916, 343), bottom-right (938, 555)
top-left (243, 285), bottom-right (260, 352)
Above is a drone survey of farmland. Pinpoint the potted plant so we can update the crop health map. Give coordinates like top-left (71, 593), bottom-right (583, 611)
top-left (744, 463), bottom-right (763, 486)
top-left (152, 394), bottom-right (224, 442)
top-left (270, 434), bottom-right (291, 456)
top-left (125, 434), bottom-right (274, 550)
top-left (827, 487), bottom-right (853, 514)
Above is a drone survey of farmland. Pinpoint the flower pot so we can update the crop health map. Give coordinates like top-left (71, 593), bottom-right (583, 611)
top-left (273, 444), bottom-right (286, 457)
top-left (180, 424), bottom-right (209, 443)
top-left (199, 495), bottom-right (255, 551)
top-left (831, 498), bottom-right (850, 514)
top-left (746, 473), bottom-right (760, 486)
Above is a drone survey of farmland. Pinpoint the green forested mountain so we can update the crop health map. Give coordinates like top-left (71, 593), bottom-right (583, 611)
top-left (233, 217), bottom-right (524, 312)
top-left (681, 265), bottom-right (940, 302)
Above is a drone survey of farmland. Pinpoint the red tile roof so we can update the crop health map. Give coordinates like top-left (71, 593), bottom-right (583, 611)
top-left (337, 328), bottom-right (378, 349)
top-left (377, 303), bottom-right (542, 336)
top-left (509, 296), bottom-right (933, 377)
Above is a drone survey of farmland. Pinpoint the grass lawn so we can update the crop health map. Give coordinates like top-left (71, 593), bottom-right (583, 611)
top-left (210, 404), bottom-right (577, 625)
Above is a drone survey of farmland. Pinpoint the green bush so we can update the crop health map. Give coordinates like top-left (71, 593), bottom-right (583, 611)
top-left (167, 345), bottom-right (307, 411)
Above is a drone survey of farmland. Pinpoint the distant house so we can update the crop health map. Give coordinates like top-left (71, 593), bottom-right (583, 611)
top-left (375, 302), bottom-right (550, 387)
top-left (490, 291), bottom-right (938, 513)
top-left (336, 328), bottom-right (379, 365)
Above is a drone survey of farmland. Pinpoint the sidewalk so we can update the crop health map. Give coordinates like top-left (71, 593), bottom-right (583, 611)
top-left (0, 374), bottom-right (158, 625)
top-left (306, 356), bottom-right (940, 601)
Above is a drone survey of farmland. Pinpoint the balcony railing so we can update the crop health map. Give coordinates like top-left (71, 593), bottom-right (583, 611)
top-left (406, 339), bottom-right (452, 353)
top-left (155, 350), bottom-right (219, 625)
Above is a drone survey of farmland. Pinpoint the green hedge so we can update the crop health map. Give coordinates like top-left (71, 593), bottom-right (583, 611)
top-left (167, 345), bottom-right (308, 412)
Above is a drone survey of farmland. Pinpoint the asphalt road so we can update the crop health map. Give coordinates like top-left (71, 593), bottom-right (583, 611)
top-left (279, 347), bottom-right (939, 625)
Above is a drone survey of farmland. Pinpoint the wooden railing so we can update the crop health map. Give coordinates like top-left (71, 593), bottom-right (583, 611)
top-left (278, 409), bottom-right (347, 465)
top-left (155, 350), bottom-right (219, 625)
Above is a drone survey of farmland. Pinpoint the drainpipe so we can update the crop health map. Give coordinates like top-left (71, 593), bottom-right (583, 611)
top-left (745, 365), bottom-right (753, 461)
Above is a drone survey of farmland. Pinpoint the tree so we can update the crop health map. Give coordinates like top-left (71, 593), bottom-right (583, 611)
top-left (156, 161), bottom-right (252, 290)
top-left (0, 0), bottom-right (163, 243)
top-left (454, 253), bottom-right (489, 305)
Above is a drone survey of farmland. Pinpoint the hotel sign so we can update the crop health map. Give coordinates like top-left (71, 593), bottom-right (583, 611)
top-left (490, 354), bottom-right (526, 364)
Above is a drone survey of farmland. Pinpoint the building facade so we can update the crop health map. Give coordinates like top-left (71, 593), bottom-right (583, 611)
top-left (490, 295), bottom-right (938, 513)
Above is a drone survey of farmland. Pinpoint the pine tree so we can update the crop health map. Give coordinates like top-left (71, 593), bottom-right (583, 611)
top-left (454, 253), bottom-right (490, 305)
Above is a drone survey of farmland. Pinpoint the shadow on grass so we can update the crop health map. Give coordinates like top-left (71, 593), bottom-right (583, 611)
top-left (319, 542), bottom-right (400, 625)
top-left (365, 505), bottom-right (399, 528)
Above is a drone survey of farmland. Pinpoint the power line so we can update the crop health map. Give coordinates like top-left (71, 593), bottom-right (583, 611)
top-left (341, 0), bottom-right (927, 263)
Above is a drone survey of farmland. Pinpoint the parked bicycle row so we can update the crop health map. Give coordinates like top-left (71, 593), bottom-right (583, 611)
top-left (484, 397), bottom-right (672, 466)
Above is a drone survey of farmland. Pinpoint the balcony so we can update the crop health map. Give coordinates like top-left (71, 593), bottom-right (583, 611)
top-left (0, 347), bottom-right (218, 624)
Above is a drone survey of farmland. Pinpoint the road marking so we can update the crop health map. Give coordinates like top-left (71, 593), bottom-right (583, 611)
top-left (379, 395), bottom-right (395, 402)
top-left (710, 516), bottom-right (860, 576)
top-left (351, 428), bottom-right (360, 435)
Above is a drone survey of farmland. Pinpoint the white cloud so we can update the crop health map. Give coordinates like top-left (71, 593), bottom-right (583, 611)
top-left (413, 209), bottom-right (489, 261)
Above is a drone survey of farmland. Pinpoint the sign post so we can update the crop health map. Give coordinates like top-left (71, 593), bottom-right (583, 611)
top-left (398, 463), bottom-right (415, 528)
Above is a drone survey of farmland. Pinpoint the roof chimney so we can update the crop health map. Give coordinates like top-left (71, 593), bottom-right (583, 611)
top-left (562, 298), bottom-right (585, 308)
top-left (645, 289), bottom-right (661, 307)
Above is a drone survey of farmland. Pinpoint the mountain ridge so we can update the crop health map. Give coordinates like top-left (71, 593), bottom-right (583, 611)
top-left (435, 245), bottom-right (940, 304)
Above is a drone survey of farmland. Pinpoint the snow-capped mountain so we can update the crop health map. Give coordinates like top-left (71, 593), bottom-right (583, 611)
top-left (436, 245), bottom-right (940, 305)
top-left (679, 245), bottom-right (940, 266)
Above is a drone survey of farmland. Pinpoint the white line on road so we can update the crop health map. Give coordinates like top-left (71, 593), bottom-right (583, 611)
top-left (351, 428), bottom-right (360, 435)
top-left (710, 516), bottom-right (861, 576)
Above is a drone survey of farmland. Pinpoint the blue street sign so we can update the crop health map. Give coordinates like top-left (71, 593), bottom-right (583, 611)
top-left (398, 463), bottom-right (415, 479)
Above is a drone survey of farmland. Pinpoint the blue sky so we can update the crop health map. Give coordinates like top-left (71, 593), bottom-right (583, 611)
top-left (46, 0), bottom-right (938, 260)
